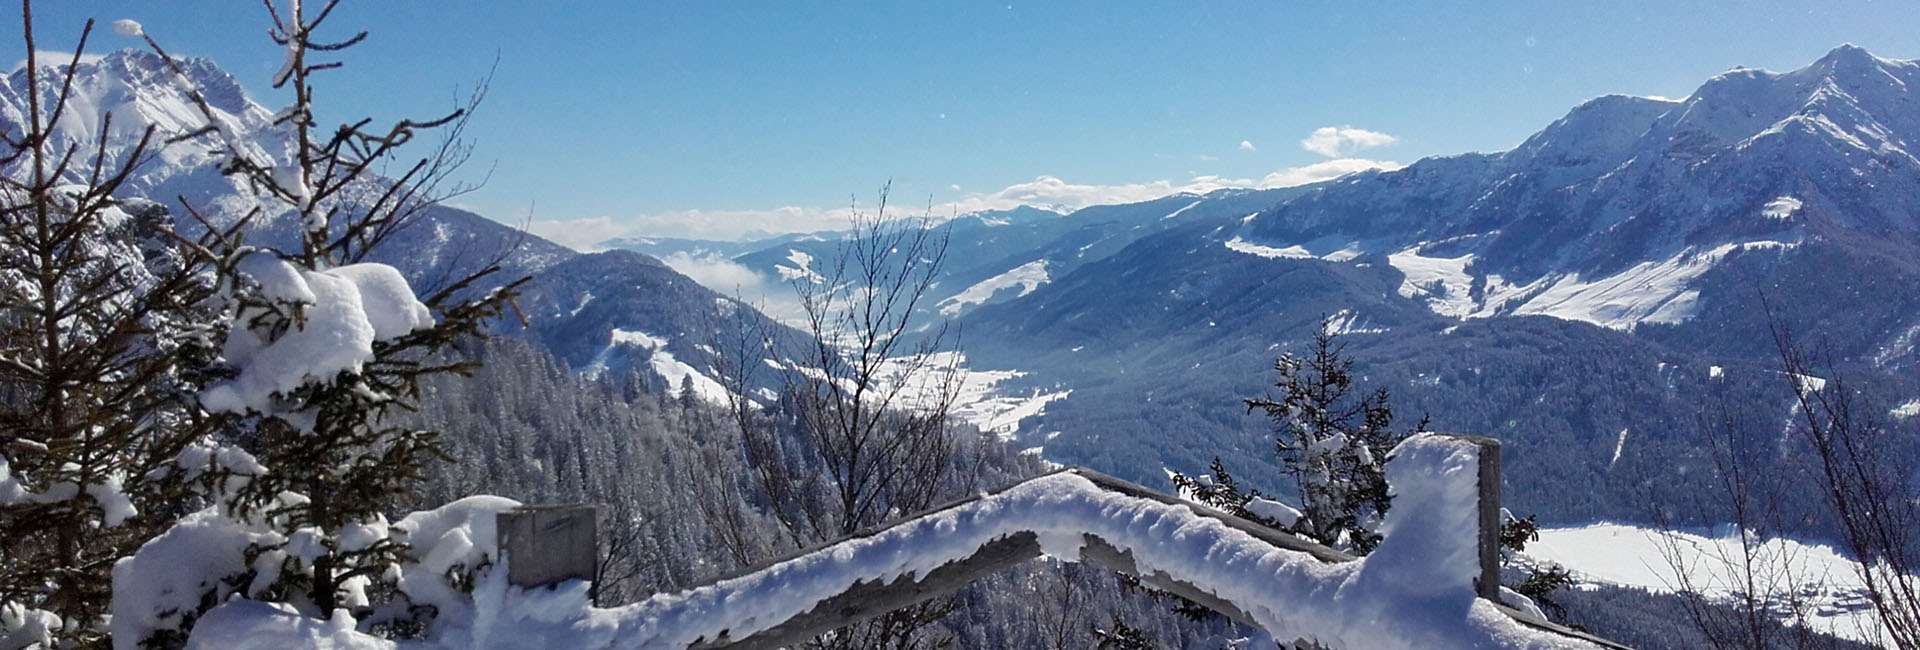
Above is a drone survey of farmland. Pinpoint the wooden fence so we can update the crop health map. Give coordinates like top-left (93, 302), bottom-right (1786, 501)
top-left (499, 434), bottom-right (1629, 650)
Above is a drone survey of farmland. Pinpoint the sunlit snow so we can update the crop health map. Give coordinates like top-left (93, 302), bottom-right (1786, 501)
top-left (1161, 199), bottom-right (1204, 220)
top-left (1223, 236), bottom-right (1316, 260)
top-left (581, 329), bottom-right (734, 403)
top-left (875, 352), bottom-right (1071, 440)
top-left (1388, 248), bottom-right (1478, 317)
top-left (937, 260), bottom-right (1050, 316)
top-left (1527, 523), bottom-right (1884, 644)
top-left (1762, 196), bottom-right (1803, 220)
top-left (774, 249), bottom-right (824, 283)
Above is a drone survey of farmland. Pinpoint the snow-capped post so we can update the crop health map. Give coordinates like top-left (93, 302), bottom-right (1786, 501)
top-left (498, 505), bottom-right (600, 590)
top-left (1437, 433), bottom-right (1504, 602)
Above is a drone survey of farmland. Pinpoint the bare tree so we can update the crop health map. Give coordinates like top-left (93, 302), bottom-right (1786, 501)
top-left (1648, 391), bottom-right (1840, 650)
top-left (1653, 311), bottom-right (1919, 649)
top-left (699, 183), bottom-right (967, 649)
top-left (1773, 323), bottom-right (1920, 649)
top-left (784, 184), bottom-right (962, 539)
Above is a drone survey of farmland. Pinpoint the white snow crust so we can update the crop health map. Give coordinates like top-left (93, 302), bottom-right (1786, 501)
top-left (583, 329), bottom-right (734, 403)
top-left (1225, 236), bottom-right (1317, 260)
top-left (143, 497), bottom-right (522, 650)
top-left (159, 436), bottom-right (1604, 649)
top-left (1162, 199), bottom-right (1204, 220)
top-left (775, 249), bottom-right (824, 283)
top-left (1389, 249), bottom-right (1478, 318)
top-left (185, 601), bottom-right (391, 650)
top-left (1762, 196), bottom-right (1803, 220)
top-left (881, 352), bottom-right (1070, 440)
top-left (1527, 523), bottom-right (1883, 644)
top-left (201, 261), bottom-right (434, 416)
top-left (1245, 497), bottom-right (1304, 528)
top-left (938, 260), bottom-right (1051, 316)
top-left (426, 435), bottom-right (1589, 649)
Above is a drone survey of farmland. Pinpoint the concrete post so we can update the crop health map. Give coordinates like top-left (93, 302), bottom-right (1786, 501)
top-left (498, 504), bottom-right (599, 589)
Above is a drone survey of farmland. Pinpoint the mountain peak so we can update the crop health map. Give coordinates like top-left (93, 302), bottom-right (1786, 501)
top-left (1807, 42), bottom-right (1897, 80)
top-left (1818, 43), bottom-right (1875, 64)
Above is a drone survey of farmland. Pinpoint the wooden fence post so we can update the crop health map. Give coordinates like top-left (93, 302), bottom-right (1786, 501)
top-left (498, 504), bottom-right (600, 590)
top-left (1438, 434), bottom-right (1504, 602)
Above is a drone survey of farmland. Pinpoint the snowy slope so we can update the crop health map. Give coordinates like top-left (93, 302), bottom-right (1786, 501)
top-left (1527, 523), bottom-right (1884, 645)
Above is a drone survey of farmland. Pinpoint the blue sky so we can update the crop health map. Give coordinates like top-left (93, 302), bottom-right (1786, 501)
top-left (11, 1), bottom-right (1920, 247)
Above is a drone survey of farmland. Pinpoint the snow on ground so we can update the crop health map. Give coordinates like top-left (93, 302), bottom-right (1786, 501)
top-left (1500, 249), bottom-right (1718, 329)
top-left (1784, 371), bottom-right (1829, 393)
top-left (1893, 398), bottom-right (1920, 419)
top-left (1162, 198), bottom-right (1204, 220)
top-left (1327, 309), bottom-right (1389, 335)
top-left (775, 249), bottom-right (824, 283)
top-left (1492, 242), bottom-right (1799, 329)
top-left (959, 387), bottom-right (1072, 440)
top-left (1763, 196), bottom-right (1803, 220)
top-left (1375, 240), bottom-right (1797, 330)
top-left (1526, 523), bottom-right (1882, 644)
top-left (1388, 248), bottom-right (1478, 318)
top-left (876, 351), bottom-right (1070, 440)
top-left (568, 292), bottom-right (595, 317)
top-left (1224, 236), bottom-right (1316, 260)
top-left (581, 329), bottom-right (733, 403)
top-left (937, 260), bottom-right (1051, 316)
top-left (355, 435), bottom-right (1591, 650)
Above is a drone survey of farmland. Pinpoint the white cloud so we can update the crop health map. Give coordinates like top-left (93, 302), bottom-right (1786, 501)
top-left (1239, 140), bottom-right (1256, 152)
top-left (525, 158), bottom-right (1401, 247)
top-left (11, 50), bottom-right (105, 72)
top-left (1300, 126), bottom-right (1398, 158)
top-left (660, 252), bottom-right (769, 293)
top-left (525, 216), bottom-right (637, 252)
top-left (659, 251), bottom-right (810, 323)
top-left (1251, 158), bottom-right (1400, 187)
top-left (531, 206), bottom-right (856, 249)
top-left (942, 158), bottom-right (1399, 216)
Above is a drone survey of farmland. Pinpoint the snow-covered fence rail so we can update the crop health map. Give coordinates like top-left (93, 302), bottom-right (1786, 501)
top-left (481, 434), bottom-right (1627, 650)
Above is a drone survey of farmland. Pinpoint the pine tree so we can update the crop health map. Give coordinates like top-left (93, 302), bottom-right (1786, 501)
top-left (0, 10), bottom-right (222, 647)
top-left (1243, 316), bottom-right (1423, 553)
top-left (113, 0), bottom-right (523, 635)
top-left (1173, 315), bottom-right (1425, 554)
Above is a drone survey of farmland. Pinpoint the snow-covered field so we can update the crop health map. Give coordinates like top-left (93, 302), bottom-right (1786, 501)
top-left (1526, 523), bottom-right (1883, 644)
top-left (877, 351), bottom-right (1071, 442)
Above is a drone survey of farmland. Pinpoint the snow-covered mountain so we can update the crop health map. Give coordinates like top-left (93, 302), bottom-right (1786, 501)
top-left (935, 45), bottom-right (1920, 524)
top-left (1225, 44), bottom-right (1920, 348)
